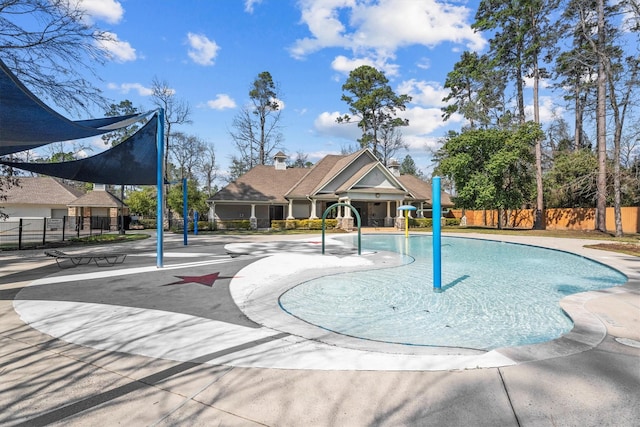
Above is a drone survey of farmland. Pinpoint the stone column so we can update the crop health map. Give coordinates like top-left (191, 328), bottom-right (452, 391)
top-left (287, 200), bottom-right (294, 219)
top-left (309, 198), bottom-right (317, 219)
top-left (342, 198), bottom-right (354, 231)
top-left (209, 203), bottom-right (216, 228)
top-left (385, 200), bottom-right (393, 227)
top-left (250, 204), bottom-right (257, 229)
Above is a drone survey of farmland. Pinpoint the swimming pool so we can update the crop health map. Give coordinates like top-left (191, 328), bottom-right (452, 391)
top-left (279, 235), bottom-right (628, 350)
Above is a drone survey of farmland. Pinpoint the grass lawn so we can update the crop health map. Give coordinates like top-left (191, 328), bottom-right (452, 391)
top-left (440, 226), bottom-right (639, 257)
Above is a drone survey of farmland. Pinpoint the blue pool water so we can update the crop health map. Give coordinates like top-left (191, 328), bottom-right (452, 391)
top-left (279, 235), bottom-right (627, 350)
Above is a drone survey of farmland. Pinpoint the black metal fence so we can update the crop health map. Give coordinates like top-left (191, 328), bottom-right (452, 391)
top-left (0, 216), bottom-right (123, 250)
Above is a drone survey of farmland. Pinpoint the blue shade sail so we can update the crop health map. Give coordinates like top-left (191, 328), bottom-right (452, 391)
top-left (0, 59), bottom-right (146, 155)
top-left (1, 114), bottom-right (159, 185)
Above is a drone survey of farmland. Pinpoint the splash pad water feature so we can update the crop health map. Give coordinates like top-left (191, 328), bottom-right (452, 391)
top-left (279, 234), bottom-right (627, 350)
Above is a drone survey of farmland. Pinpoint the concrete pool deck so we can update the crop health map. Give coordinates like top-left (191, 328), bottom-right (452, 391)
top-left (0, 231), bottom-right (638, 426)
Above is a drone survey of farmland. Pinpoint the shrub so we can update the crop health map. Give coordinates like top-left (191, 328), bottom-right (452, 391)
top-left (138, 218), bottom-right (156, 229)
top-left (408, 218), bottom-right (461, 228)
top-left (214, 219), bottom-right (251, 230)
top-left (271, 219), bottom-right (337, 230)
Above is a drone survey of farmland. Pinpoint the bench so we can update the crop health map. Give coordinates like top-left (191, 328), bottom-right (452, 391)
top-left (45, 249), bottom-right (127, 268)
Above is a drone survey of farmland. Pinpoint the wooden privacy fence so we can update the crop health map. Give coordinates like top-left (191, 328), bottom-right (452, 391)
top-left (450, 207), bottom-right (640, 233)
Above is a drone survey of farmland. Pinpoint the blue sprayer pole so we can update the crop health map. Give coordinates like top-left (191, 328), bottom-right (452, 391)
top-left (156, 109), bottom-right (165, 268)
top-left (433, 176), bottom-right (442, 291)
top-left (183, 178), bottom-right (188, 246)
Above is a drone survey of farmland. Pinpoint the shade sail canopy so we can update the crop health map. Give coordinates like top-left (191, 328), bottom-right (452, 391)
top-left (1, 114), bottom-right (159, 185)
top-left (0, 59), bottom-right (146, 155)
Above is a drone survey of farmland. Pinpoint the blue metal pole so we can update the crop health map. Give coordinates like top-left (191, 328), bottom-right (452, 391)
top-left (156, 109), bottom-right (165, 268)
top-left (433, 176), bottom-right (442, 291)
top-left (183, 177), bottom-right (188, 246)
top-left (194, 211), bottom-right (199, 235)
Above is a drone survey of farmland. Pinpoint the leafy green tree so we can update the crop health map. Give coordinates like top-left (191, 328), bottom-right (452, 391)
top-left (474, 0), bottom-right (562, 230)
top-left (125, 187), bottom-right (157, 216)
top-left (226, 157), bottom-right (250, 183)
top-left (544, 148), bottom-right (598, 208)
top-left (442, 51), bottom-right (507, 129)
top-left (337, 65), bottom-right (411, 161)
top-left (399, 155), bottom-right (422, 177)
top-left (167, 179), bottom-right (208, 217)
top-left (436, 122), bottom-right (542, 228)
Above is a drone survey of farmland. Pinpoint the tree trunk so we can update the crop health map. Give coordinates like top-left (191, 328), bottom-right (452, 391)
top-left (532, 38), bottom-right (545, 230)
top-left (595, 0), bottom-right (607, 233)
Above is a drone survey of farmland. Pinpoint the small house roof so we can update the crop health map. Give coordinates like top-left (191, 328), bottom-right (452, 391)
top-left (3, 176), bottom-right (84, 205)
top-left (68, 189), bottom-right (125, 208)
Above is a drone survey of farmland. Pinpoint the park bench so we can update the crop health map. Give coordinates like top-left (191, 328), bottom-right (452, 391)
top-left (45, 249), bottom-right (127, 268)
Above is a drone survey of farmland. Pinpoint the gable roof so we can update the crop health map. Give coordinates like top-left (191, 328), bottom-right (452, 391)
top-left (211, 149), bottom-right (454, 207)
top-left (212, 165), bottom-right (309, 203)
top-left (3, 176), bottom-right (84, 205)
top-left (68, 190), bottom-right (126, 208)
top-left (285, 153), bottom-right (355, 198)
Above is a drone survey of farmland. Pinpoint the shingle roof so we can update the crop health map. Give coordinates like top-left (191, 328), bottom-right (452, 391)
top-left (285, 154), bottom-right (347, 198)
top-left (3, 176), bottom-right (84, 205)
top-left (397, 174), bottom-right (454, 207)
top-left (68, 190), bottom-right (125, 208)
top-left (212, 165), bottom-right (309, 203)
top-left (211, 149), bottom-right (454, 206)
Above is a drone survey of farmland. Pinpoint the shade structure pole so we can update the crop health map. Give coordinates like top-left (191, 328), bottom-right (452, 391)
top-left (183, 177), bottom-right (188, 246)
top-left (156, 109), bottom-right (165, 268)
top-left (433, 176), bottom-right (442, 291)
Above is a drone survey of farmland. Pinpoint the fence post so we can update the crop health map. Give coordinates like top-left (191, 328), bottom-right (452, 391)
top-left (42, 217), bottom-right (47, 246)
top-left (62, 216), bottom-right (66, 242)
top-left (77, 216), bottom-right (80, 238)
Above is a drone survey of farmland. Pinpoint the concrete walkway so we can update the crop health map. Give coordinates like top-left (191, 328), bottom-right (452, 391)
top-left (0, 231), bottom-right (638, 426)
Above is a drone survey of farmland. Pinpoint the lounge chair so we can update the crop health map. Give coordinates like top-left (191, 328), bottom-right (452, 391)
top-left (45, 249), bottom-right (127, 268)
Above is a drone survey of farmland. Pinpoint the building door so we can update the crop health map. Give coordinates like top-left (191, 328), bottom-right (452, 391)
top-left (351, 201), bottom-right (369, 226)
top-left (269, 205), bottom-right (284, 221)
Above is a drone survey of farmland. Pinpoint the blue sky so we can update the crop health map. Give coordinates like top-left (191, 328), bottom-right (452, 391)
top-left (54, 0), bottom-right (565, 180)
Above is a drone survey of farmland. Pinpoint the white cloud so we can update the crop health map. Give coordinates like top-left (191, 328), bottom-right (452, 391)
top-left (523, 75), bottom-right (552, 89)
top-left (187, 33), bottom-right (220, 66)
top-left (396, 79), bottom-right (449, 107)
top-left (402, 106), bottom-right (454, 140)
top-left (290, 0), bottom-right (486, 59)
top-left (525, 96), bottom-right (565, 123)
top-left (78, 0), bottom-right (124, 24)
top-left (97, 32), bottom-right (136, 62)
top-left (206, 94), bottom-right (237, 110)
top-left (313, 105), bottom-right (454, 150)
top-left (107, 82), bottom-right (154, 96)
top-left (314, 111), bottom-right (362, 140)
top-left (331, 55), bottom-right (399, 77)
top-left (244, 0), bottom-right (263, 13)
top-left (416, 58), bottom-right (431, 70)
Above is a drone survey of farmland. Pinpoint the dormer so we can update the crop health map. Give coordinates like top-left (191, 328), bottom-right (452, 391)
top-left (273, 151), bottom-right (287, 170)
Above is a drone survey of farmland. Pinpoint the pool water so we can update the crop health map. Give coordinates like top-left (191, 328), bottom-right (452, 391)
top-left (279, 235), bottom-right (627, 350)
